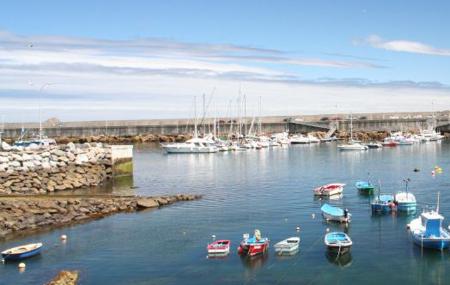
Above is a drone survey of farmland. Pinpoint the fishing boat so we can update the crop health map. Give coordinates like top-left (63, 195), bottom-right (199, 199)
top-left (355, 180), bottom-right (375, 194)
top-left (1, 243), bottom-right (43, 261)
top-left (394, 179), bottom-right (417, 212)
top-left (207, 240), bottom-right (231, 255)
top-left (274, 237), bottom-right (300, 255)
top-left (371, 194), bottom-right (396, 213)
top-left (382, 139), bottom-right (398, 147)
top-left (238, 230), bottom-right (269, 257)
top-left (408, 193), bottom-right (450, 250)
top-left (314, 183), bottom-right (346, 197)
top-left (321, 203), bottom-right (351, 223)
top-left (324, 232), bottom-right (352, 254)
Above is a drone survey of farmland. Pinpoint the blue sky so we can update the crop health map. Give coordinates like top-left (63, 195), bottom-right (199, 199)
top-left (1, 1), bottom-right (450, 121)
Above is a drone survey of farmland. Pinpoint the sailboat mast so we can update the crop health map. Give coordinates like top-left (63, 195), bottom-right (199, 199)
top-left (437, 191), bottom-right (440, 213)
top-left (244, 94), bottom-right (247, 136)
top-left (350, 113), bottom-right (353, 142)
top-left (194, 96), bottom-right (198, 138)
top-left (258, 96), bottom-right (262, 135)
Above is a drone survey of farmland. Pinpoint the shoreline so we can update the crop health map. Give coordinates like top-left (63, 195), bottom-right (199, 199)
top-left (0, 194), bottom-right (202, 240)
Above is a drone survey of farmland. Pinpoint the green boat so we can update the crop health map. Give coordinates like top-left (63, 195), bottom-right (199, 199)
top-left (355, 180), bottom-right (375, 194)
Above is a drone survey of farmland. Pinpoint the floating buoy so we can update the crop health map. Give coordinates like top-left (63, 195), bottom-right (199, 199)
top-left (296, 226), bottom-right (300, 232)
top-left (413, 168), bottom-right (420, 172)
top-left (60, 234), bottom-right (67, 241)
top-left (326, 228), bottom-right (330, 233)
top-left (211, 234), bottom-right (216, 240)
top-left (432, 171), bottom-right (435, 176)
top-left (312, 213), bottom-right (315, 219)
top-left (18, 263), bottom-right (26, 269)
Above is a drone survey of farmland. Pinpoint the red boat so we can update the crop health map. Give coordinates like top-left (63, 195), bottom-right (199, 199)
top-left (207, 240), bottom-right (230, 255)
top-left (238, 230), bottom-right (269, 257)
top-left (314, 183), bottom-right (346, 197)
top-left (382, 140), bottom-right (398, 147)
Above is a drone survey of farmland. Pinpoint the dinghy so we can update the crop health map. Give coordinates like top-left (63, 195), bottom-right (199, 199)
top-left (274, 237), bottom-right (300, 255)
top-left (321, 204), bottom-right (351, 223)
top-left (324, 232), bottom-right (352, 254)
top-left (1, 243), bottom-right (43, 261)
top-left (238, 230), bottom-right (269, 257)
top-left (314, 183), bottom-right (346, 197)
top-left (207, 240), bottom-right (231, 255)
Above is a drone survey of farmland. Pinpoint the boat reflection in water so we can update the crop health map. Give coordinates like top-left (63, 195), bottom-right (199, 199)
top-left (274, 248), bottom-right (299, 259)
top-left (325, 251), bottom-right (353, 267)
top-left (240, 253), bottom-right (269, 270)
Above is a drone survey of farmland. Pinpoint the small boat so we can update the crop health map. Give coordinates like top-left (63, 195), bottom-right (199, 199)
top-left (274, 237), bottom-right (300, 255)
top-left (324, 232), bottom-right (352, 254)
top-left (238, 230), bottom-right (269, 257)
top-left (355, 180), bottom-right (375, 194)
top-left (290, 134), bottom-right (310, 144)
top-left (207, 240), bottom-right (231, 255)
top-left (408, 193), bottom-right (450, 250)
top-left (366, 142), bottom-right (383, 149)
top-left (382, 139), bottom-right (398, 147)
top-left (1, 243), bottom-right (43, 261)
top-left (371, 194), bottom-right (396, 213)
top-left (394, 178), bottom-right (417, 213)
top-left (337, 142), bottom-right (368, 151)
top-left (314, 183), bottom-right (346, 197)
top-left (321, 203), bottom-right (351, 223)
top-left (162, 137), bottom-right (218, 153)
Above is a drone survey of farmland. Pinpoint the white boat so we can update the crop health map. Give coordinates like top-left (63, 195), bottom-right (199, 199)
top-left (307, 134), bottom-right (320, 143)
top-left (314, 183), bottom-right (346, 197)
top-left (394, 192), bottom-right (417, 212)
top-left (274, 237), bottom-right (300, 255)
top-left (162, 137), bottom-right (218, 153)
top-left (337, 114), bottom-right (368, 151)
top-left (290, 134), bottom-right (310, 144)
top-left (338, 142), bottom-right (368, 151)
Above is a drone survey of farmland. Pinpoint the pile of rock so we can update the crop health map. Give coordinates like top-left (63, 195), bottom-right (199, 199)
top-left (0, 194), bottom-right (201, 238)
top-left (0, 143), bottom-right (112, 194)
top-left (51, 134), bottom-right (191, 145)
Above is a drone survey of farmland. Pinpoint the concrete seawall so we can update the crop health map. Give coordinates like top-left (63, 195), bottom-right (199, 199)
top-left (1, 110), bottom-right (450, 139)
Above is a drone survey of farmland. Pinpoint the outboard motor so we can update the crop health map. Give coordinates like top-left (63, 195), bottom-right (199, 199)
top-left (344, 208), bottom-right (349, 218)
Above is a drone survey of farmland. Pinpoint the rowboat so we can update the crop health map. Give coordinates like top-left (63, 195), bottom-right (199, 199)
top-left (207, 240), bottom-right (231, 255)
top-left (274, 237), bottom-right (300, 255)
top-left (321, 203), bottom-right (351, 223)
top-left (324, 232), bottom-right (352, 254)
top-left (1, 243), bottom-right (43, 261)
top-left (238, 230), bottom-right (269, 257)
top-left (314, 183), bottom-right (345, 197)
top-left (355, 181), bottom-right (375, 194)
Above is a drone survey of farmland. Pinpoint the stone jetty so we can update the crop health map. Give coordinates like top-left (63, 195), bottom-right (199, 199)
top-left (0, 142), bottom-right (131, 195)
top-left (0, 194), bottom-right (201, 239)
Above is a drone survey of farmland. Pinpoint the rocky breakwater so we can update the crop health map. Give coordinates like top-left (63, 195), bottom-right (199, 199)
top-left (0, 194), bottom-right (201, 239)
top-left (0, 143), bottom-right (112, 195)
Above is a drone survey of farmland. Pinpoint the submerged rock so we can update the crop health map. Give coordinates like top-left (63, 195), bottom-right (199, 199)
top-left (46, 270), bottom-right (79, 285)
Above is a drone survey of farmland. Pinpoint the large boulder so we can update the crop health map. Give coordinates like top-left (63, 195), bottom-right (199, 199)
top-left (136, 198), bottom-right (159, 209)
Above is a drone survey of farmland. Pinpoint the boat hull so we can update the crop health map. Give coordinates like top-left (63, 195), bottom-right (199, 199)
top-left (238, 241), bottom-right (269, 257)
top-left (1, 246), bottom-right (42, 261)
top-left (412, 235), bottom-right (450, 250)
top-left (322, 212), bottom-right (351, 223)
top-left (164, 146), bottom-right (217, 153)
top-left (397, 202), bottom-right (417, 212)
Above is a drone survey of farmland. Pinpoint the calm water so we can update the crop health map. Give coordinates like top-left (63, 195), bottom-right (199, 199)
top-left (2, 142), bottom-right (450, 284)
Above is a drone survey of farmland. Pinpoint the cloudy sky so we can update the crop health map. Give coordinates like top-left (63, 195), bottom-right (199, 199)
top-left (1, 0), bottom-right (450, 122)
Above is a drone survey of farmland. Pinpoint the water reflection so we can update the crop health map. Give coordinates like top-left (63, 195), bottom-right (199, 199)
top-left (240, 254), bottom-right (269, 270)
top-left (325, 251), bottom-right (352, 267)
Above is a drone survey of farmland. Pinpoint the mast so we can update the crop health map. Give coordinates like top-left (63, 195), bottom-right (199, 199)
top-left (202, 94), bottom-right (206, 135)
top-left (350, 113), bottom-right (353, 142)
top-left (437, 191), bottom-right (440, 213)
top-left (258, 96), bottom-right (262, 135)
top-left (194, 96), bottom-right (198, 138)
top-left (243, 94), bottom-right (247, 136)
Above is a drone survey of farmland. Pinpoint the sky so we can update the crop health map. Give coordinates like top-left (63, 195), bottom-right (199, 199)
top-left (1, 0), bottom-right (450, 122)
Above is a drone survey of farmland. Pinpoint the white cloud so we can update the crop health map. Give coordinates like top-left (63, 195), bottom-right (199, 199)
top-left (361, 34), bottom-right (450, 56)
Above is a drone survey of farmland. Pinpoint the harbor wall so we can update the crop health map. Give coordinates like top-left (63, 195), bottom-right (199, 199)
top-left (1, 111), bottom-right (449, 139)
top-left (0, 143), bottom-right (133, 195)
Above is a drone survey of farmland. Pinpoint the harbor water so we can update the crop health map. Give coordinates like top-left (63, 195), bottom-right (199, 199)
top-left (1, 142), bottom-right (450, 284)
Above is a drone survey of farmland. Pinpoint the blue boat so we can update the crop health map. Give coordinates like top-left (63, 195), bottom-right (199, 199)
top-left (371, 194), bottom-right (396, 213)
top-left (1, 243), bottom-right (43, 261)
top-left (408, 193), bottom-right (450, 250)
top-left (321, 203), bottom-right (351, 223)
top-left (324, 232), bottom-right (352, 254)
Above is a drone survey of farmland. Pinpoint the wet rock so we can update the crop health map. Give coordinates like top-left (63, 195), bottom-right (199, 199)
top-left (137, 198), bottom-right (159, 209)
top-left (46, 270), bottom-right (79, 285)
